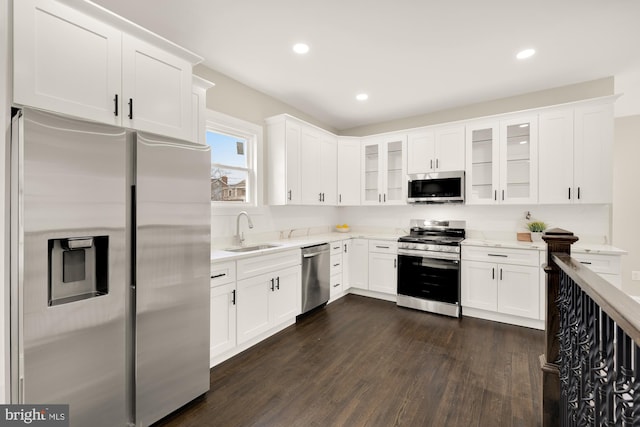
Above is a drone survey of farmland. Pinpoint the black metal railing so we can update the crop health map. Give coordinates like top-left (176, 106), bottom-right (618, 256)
top-left (550, 252), bottom-right (640, 427)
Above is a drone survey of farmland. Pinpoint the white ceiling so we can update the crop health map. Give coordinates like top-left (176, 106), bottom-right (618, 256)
top-left (92, 0), bottom-right (640, 131)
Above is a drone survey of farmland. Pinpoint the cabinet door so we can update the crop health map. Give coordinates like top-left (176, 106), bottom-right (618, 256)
top-left (270, 266), bottom-right (301, 325)
top-left (122, 34), bottom-right (192, 140)
top-left (285, 120), bottom-right (302, 204)
top-left (330, 273), bottom-right (343, 299)
top-left (236, 274), bottom-right (271, 344)
top-left (349, 238), bottom-right (369, 289)
top-left (499, 116), bottom-right (538, 204)
top-left (538, 110), bottom-right (574, 204)
top-left (13, 0), bottom-right (122, 125)
top-left (466, 122), bottom-right (499, 205)
top-left (210, 283), bottom-right (236, 359)
top-left (361, 139), bottom-right (382, 205)
top-left (383, 136), bottom-right (407, 204)
top-left (497, 264), bottom-right (539, 319)
top-left (434, 126), bottom-right (465, 172)
top-left (368, 252), bottom-right (397, 295)
top-left (461, 260), bottom-right (497, 311)
top-left (574, 103), bottom-right (614, 204)
top-left (342, 240), bottom-right (351, 288)
top-left (320, 133), bottom-right (337, 204)
top-left (337, 138), bottom-right (361, 205)
top-left (300, 126), bottom-right (322, 204)
top-left (407, 130), bottom-right (435, 174)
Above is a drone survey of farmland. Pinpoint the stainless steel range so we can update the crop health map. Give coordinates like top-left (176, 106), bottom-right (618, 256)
top-left (397, 219), bottom-right (466, 317)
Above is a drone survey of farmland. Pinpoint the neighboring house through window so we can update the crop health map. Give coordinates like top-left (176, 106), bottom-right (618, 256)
top-left (206, 110), bottom-right (261, 206)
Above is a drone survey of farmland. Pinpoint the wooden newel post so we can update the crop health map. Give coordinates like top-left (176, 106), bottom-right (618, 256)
top-left (540, 228), bottom-right (579, 427)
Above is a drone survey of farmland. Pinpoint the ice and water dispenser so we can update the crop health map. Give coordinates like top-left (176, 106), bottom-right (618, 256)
top-left (48, 236), bottom-right (109, 306)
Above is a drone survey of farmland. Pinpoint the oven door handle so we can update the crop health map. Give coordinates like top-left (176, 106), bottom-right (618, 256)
top-left (418, 258), bottom-right (460, 270)
top-left (397, 249), bottom-right (460, 261)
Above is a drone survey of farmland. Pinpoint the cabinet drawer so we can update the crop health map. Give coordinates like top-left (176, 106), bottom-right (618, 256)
top-left (330, 241), bottom-right (343, 255)
top-left (572, 253), bottom-right (621, 275)
top-left (368, 240), bottom-right (398, 254)
top-left (330, 254), bottom-right (343, 275)
top-left (237, 249), bottom-right (300, 281)
top-left (210, 260), bottom-right (236, 286)
top-left (462, 246), bottom-right (539, 267)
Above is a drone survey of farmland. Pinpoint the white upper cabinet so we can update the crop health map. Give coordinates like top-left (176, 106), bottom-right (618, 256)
top-left (538, 109), bottom-right (575, 204)
top-left (466, 116), bottom-right (538, 205)
top-left (13, 0), bottom-right (122, 125)
top-left (573, 103), bottom-right (614, 204)
top-left (337, 137), bottom-right (361, 205)
top-left (266, 116), bottom-right (301, 205)
top-left (13, 0), bottom-right (200, 140)
top-left (538, 101), bottom-right (613, 204)
top-left (407, 126), bottom-right (465, 174)
top-left (121, 34), bottom-right (193, 139)
top-left (466, 122), bottom-right (499, 204)
top-left (191, 76), bottom-right (215, 145)
top-left (499, 116), bottom-right (538, 204)
top-left (267, 115), bottom-right (336, 205)
top-left (300, 129), bottom-right (336, 205)
top-left (361, 134), bottom-right (407, 205)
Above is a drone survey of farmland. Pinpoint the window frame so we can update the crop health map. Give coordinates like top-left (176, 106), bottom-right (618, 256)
top-left (206, 110), bottom-right (263, 209)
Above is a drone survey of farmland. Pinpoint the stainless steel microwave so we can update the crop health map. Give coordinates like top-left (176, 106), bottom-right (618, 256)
top-left (407, 171), bottom-right (465, 204)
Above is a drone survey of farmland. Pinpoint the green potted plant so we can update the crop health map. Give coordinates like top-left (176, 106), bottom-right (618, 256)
top-left (527, 221), bottom-right (547, 242)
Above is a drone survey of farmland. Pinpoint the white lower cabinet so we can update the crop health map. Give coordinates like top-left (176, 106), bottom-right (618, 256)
top-left (460, 260), bottom-right (497, 311)
top-left (210, 282), bottom-right (237, 358)
top-left (368, 240), bottom-right (398, 295)
top-left (237, 265), bottom-right (300, 345)
top-left (329, 241), bottom-right (345, 301)
top-left (211, 249), bottom-right (300, 366)
top-left (461, 245), bottom-right (541, 328)
top-left (348, 238), bottom-right (369, 290)
top-left (497, 264), bottom-right (540, 319)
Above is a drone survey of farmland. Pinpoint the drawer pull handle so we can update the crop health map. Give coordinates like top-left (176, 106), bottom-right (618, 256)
top-left (376, 245), bottom-right (390, 249)
top-left (488, 254), bottom-right (508, 258)
top-left (333, 283), bottom-right (340, 288)
top-left (211, 273), bottom-right (227, 279)
top-left (580, 261), bottom-right (592, 265)
top-left (333, 263), bottom-right (340, 267)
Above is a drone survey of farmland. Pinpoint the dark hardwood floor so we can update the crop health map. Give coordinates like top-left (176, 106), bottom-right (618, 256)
top-left (155, 295), bottom-right (544, 427)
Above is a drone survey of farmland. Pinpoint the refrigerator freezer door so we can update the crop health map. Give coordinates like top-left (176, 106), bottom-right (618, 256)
top-left (11, 109), bottom-right (128, 426)
top-left (135, 132), bottom-right (211, 426)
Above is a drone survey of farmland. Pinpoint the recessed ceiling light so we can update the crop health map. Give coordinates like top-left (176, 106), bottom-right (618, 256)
top-left (356, 93), bottom-right (369, 101)
top-left (292, 43), bottom-right (309, 54)
top-left (516, 48), bottom-right (536, 60)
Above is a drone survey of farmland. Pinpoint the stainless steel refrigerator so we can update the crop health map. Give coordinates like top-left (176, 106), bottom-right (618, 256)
top-left (10, 108), bottom-right (211, 426)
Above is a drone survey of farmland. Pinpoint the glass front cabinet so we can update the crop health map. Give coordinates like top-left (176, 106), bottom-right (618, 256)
top-left (465, 116), bottom-right (538, 205)
top-left (361, 135), bottom-right (407, 205)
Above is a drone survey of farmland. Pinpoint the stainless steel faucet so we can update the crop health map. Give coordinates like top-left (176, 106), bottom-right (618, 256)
top-left (236, 211), bottom-right (254, 246)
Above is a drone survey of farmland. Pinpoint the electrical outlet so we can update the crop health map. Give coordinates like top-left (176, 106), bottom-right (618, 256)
top-left (632, 271), bottom-right (640, 281)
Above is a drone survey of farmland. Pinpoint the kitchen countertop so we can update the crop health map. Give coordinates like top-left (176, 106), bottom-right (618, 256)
top-left (211, 232), bottom-right (401, 263)
top-left (462, 238), bottom-right (626, 255)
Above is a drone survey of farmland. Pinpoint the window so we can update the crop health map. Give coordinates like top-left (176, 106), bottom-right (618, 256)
top-left (206, 111), bottom-right (261, 206)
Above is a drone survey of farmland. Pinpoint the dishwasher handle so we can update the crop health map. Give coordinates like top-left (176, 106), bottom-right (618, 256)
top-left (303, 251), bottom-right (329, 258)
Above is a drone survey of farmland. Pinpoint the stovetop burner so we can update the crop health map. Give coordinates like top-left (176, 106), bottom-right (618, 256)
top-left (398, 219), bottom-right (466, 246)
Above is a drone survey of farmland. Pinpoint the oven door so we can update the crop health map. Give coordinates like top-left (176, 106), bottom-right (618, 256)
top-left (397, 254), bottom-right (460, 304)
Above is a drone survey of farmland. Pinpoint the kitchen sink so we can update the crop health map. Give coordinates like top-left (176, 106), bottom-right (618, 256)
top-left (223, 244), bottom-right (280, 253)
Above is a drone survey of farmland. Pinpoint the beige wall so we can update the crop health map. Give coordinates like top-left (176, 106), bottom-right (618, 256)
top-left (613, 115), bottom-right (640, 295)
top-left (340, 77), bottom-right (614, 136)
top-left (194, 64), bottom-right (337, 133)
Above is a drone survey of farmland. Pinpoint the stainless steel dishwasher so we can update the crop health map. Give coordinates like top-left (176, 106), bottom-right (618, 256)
top-left (301, 243), bottom-right (330, 314)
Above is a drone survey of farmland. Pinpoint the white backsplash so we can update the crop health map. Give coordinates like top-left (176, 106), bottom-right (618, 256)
top-left (211, 203), bottom-right (612, 249)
